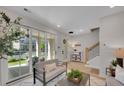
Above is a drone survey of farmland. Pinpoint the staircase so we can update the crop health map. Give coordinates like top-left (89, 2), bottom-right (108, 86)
top-left (88, 42), bottom-right (99, 60)
top-left (83, 42), bottom-right (101, 76)
top-left (87, 56), bottom-right (100, 69)
top-left (83, 42), bottom-right (99, 64)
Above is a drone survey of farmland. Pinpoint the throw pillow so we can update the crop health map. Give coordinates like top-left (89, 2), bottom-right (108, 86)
top-left (115, 65), bottom-right (124, 84)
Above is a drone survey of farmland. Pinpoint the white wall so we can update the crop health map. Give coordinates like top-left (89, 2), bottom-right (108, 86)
top-left (68, 31), bottom-right (99, 61)
top-left (87, 56), bottom-right (100, 69)
top-left (100, 11), bottom-right (124, 75)
top-left (56, 32), bottom-right (68, 61)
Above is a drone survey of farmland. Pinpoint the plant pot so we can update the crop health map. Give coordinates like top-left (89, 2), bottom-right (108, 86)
top-left (67, 77), bottom-right (81, 84)
top-left (110, 68), bottom-right (115, 77)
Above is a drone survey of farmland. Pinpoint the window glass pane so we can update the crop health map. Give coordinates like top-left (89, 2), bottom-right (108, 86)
top-left (46, 33), bottom-right (56, 60)
top-left (39, 32), bottom-right (45, 60)
top-left (8, 25), bottom-right (30, 80)
top-left (32, 30), bottom-right (39, 57)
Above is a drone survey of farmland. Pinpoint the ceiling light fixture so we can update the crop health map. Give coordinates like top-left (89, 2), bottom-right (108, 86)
top-left (24, 8), bottom-right (31, 13)
top-left (69, 31), bottom-right (73, 34)
top-left (80, 29), bottom-right (83, 32)
top-left (57, 25), bottom-right (61, 28)
top-left (110, 6), bottom-right (115, 8)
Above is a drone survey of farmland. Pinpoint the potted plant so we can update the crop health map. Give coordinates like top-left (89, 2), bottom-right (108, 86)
top-left (110, 59), bottom-right (117, 69)
top-left (109, 59), bottom-right (117, 77)
top-left (67, 69), bottom-right (83, 84)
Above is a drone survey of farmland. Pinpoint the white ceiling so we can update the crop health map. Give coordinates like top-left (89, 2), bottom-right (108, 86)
top-left (1, 6), bottom-right (124, 35)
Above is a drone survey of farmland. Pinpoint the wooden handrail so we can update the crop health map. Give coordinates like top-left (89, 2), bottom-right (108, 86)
top-left (83, 48), bottom-right (89, 64)
top-left (89, 42), bottom-right (99, 51)
top-left (83, 42), bottom-right (99, 64)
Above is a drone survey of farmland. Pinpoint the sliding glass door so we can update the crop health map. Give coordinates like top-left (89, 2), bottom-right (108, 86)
top-left (8, 25), bottom-right (30, 80)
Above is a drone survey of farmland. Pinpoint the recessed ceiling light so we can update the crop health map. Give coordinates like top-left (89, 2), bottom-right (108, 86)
top-left (80, 29), bottom-right (83, 32)
top-left (57, 25), bottom-right (61, 28)
top-left (110, 6), bottom-right (115, 8)
top-left (69, 31), bottom-right (73, 34)
top-left (24, 8), bottom-right (31, 13)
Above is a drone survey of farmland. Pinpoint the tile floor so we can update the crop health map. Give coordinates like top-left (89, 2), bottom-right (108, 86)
top-left (8, 73), bottom-right (106, 86)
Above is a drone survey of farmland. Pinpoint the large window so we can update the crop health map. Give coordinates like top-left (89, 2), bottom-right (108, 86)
top-left (8, 25), bottom-right (30, 80)
top-left (39, 32), bottom-right (45, 59)
top-left (7, 24), bottom-right (56, 81)
top-left (31, 30), bottom-right (46, 59)
top-left (31, 30), bottom-right (39, 57)
top-left (32, 30), bottom-right (56, 60)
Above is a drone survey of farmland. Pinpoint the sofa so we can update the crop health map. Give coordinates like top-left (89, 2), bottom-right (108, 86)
top-left (33, 59), bottom-right (67, 85)
top-left (106, 76), bottom-right (124, 86)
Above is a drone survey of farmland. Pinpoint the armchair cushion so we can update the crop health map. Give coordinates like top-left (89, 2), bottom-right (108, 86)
top-left (33, 59), bottom-right (67, 85)
top-left (46, 66), bottom-right (66, 82)
top-left (45, 63), bottom-right (57, 73)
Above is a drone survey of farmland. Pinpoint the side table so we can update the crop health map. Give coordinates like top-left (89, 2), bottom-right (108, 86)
top-left (106, 67), bottom-right (115, 77)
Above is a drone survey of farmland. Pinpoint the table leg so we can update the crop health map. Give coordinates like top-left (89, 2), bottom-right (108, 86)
top-left (89, 75), bottom-right (90, 86)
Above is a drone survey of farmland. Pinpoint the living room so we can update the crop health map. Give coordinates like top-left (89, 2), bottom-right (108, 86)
top-left (0, 6), bottom-right (124, 87)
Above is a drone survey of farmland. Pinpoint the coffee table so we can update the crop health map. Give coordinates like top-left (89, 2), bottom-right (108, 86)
top-left (56, 72), bottom-right (90, 86)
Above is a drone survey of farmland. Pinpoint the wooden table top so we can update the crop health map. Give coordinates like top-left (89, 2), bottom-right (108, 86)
top-left (67, 62), bottom-right (106, 80)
